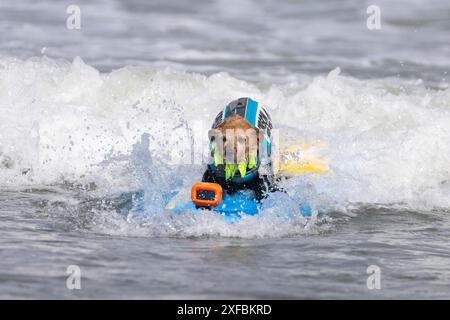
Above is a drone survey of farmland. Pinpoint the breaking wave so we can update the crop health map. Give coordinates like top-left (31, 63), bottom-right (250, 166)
top-left (0, 56), bottom-right (449, 237)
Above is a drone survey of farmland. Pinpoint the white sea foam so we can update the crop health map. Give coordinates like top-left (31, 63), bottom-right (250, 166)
top-left (0, 57), bottom-right (449, 215)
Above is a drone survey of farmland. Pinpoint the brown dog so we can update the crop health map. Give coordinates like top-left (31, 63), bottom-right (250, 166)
top-left (209, 114), bottom-right (260, 166)
top-left (202, 98), bottom-right (277, 200)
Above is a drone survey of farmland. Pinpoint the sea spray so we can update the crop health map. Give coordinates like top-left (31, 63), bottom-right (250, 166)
top-left (0, 57), bottom-right (449, 211)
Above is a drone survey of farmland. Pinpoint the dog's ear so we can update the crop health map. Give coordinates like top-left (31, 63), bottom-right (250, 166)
top-left (208, 128), bottom-right (222, 142)
top-left (216, 114), bottom-right (253, 131)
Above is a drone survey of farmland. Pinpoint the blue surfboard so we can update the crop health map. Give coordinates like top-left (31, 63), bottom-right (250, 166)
top-left (164, 188), bottom-right (312, 223)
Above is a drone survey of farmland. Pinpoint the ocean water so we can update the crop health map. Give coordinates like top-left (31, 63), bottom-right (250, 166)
top-left (0, 0), bottom-right (449, 299)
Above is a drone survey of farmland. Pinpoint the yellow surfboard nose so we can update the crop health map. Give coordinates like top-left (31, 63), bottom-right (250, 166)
top-left (273, 139), bottom-right (330, 177)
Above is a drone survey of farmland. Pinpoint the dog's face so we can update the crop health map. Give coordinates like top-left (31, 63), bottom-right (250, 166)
top-left (209, 114), bottom-right (260, 166)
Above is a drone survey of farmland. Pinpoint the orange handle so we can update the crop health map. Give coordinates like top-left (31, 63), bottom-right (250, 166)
top-left (191, 182), bottom-right (223, 207)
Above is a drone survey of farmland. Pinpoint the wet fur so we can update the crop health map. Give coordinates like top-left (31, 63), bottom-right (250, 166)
top-left (213, 114), bottom-right (260, 164)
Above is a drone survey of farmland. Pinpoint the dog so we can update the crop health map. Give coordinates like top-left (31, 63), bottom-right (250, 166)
top-left (202, 98), bottom-right (278, 201)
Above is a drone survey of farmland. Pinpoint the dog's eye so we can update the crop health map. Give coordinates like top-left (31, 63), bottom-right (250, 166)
top-left (222, 137), bottom-right (227, 144)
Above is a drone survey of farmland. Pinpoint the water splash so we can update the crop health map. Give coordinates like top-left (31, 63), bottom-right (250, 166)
top-left (1, 56), bottom-right (449, 233)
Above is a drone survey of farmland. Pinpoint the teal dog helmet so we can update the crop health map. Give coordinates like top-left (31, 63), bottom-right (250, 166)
top-left (209, 97), bottom-right (273, 183)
